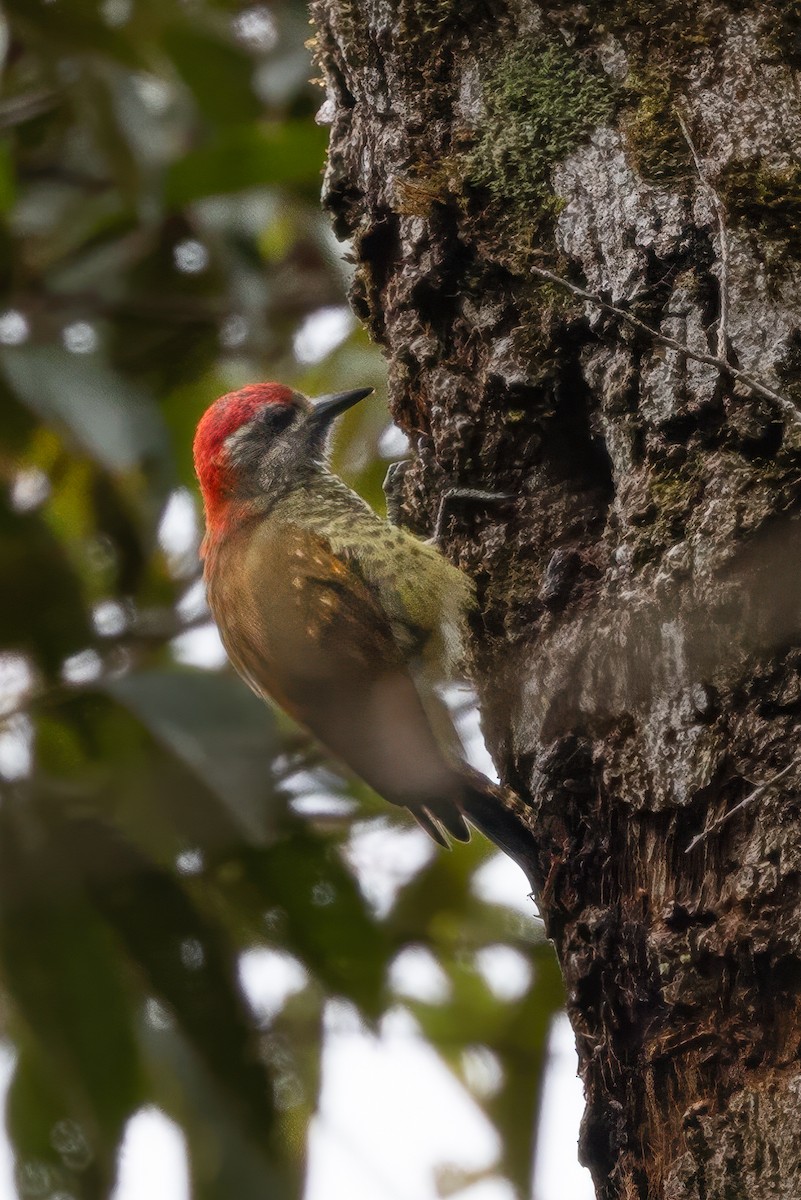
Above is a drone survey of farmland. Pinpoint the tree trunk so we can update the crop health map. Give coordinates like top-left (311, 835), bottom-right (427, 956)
top-left (310, 2), bottom-right (801, 1197)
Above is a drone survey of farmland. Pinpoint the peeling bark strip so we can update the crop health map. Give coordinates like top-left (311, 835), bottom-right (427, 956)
top-left (311, 3), bottom-right (801, 1198)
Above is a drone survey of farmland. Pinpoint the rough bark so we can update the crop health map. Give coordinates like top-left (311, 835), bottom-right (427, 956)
top-left (310, 2), bottom-right (801, 1197)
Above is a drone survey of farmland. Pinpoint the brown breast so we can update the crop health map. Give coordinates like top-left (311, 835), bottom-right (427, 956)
top-left (205, 515), bottom-right (465, 821)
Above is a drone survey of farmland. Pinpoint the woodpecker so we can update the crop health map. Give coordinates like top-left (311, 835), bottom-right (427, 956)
top-left (193, 383), bottom-right (535, 882)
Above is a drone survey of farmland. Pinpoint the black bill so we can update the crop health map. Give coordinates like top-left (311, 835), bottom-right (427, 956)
top-left (309, 387), bottom-right (374, 426)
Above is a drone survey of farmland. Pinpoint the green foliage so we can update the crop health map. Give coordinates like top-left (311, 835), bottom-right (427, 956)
top-left (467, 36), bottom-right (613, 221)
top-left (0, 2), bottom-right (566, 1199)
top-left (166, 122), bottom-right (328, 206)
top-left (0, 488), bottom-right (92, 675)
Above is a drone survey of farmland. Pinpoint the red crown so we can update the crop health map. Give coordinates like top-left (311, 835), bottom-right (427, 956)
top-left (193, 383), bottom-right (296, 536)
top-left (194, 383), bottom-right (295, 472)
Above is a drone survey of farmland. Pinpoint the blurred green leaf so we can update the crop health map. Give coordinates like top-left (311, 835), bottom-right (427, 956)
top-left (37, 690), bottom-right (267, 864)
top-left (5, 0), bottom-right (147, 66)
top-left (390, 830), bottom-right (518, 945)
top-left (0, 346), bottom-right (171, 482)
top-left (0, 809), bottom-right (143, 1197)
top-left (0, 489), bottom-right (91, 674)
top-left (0, 140), bottom-right (16, 214)
top-left (235, 832), bottom-right (390, 1016)
top-left (0, 379), bottom-right (38, 454)
top-left (6, 1044), bottom-right (125, 1200)
top-left (487, 948), bottom-right (566, 1197)
top-left (64, 818), bottom-right (276, 1145)
top-left (76, 67), bottom-right (142, 200)
top-left (411, 943), bottom-right (563, 1199)
top-left (164, 27), bottom-right (263, 126)
top-left (90, 471), bottom-right (150, 595)
top-left (145, 1021), bottom-right (293, 1200)
top-left (166, 122), bottom-right (327, 206)
top-left (107, 669), bottom-right (283, 843)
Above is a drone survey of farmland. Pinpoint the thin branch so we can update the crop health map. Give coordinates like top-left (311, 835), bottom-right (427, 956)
top-left (676, 110), bottom-right (730, 362)
top-left (0, 607), bottom-right (212, 725)
top-left (0, 90), bottom-right (60, 131)
top-left (685, 759), bottom-right (800, 853)
top-left (37, 289), bottom-right (228, 323)
top-left (529, 263), bottom-right (801, 428)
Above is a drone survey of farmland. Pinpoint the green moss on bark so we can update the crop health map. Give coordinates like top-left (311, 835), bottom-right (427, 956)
top-left (766, 1), bottom-right (801, 69)
top-left (466, 37), bottom-right (614, 219)
top-left (621, 74), bottom-right (692, 184)
top-left (543, 0), bottom-right (725, 72)
top-left (517, 282), bottom-right (583, 369)
top-left (630, 458), bottom-right (702, 565)
top-left (393, 0), bottom-right (496, 45)
top-left (717, 159), bottom-right (801, 248)
top-left (775, 335), bottom-right (801, 437)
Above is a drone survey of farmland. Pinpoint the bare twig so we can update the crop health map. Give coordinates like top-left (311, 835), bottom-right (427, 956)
top-left (0, 607), bottom-right (212, 725)
top-left (529, 263), bottom-right (801, 428)
top-left (676, 110), bottom-right (730, 362)
top-left (0, 90), bottom-right (60, 130)
top-left (685, 759), bottom-right (800, 853)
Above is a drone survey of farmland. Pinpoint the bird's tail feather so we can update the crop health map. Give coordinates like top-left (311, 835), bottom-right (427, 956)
top-left (403, 767), bottom-right (536, 889)
top-left (413, 800), bottom-right (470, 847)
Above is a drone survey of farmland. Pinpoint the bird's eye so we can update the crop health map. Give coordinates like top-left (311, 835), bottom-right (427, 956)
top-left (258, 406), bottom-right (295, 435)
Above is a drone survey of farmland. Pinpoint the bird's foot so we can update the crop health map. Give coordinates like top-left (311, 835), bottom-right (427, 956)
top-left (432, 487), bottom-right (516, 547)
top-left (383, 460), bottom-right (411, 525)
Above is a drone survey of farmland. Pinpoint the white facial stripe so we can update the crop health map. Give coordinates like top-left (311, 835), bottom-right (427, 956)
top-left (223, 421), bottom-right (256, 457)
